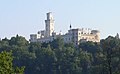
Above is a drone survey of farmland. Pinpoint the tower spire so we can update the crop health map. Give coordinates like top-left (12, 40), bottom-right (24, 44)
top-left (70, 21), bottom-right (72, 30)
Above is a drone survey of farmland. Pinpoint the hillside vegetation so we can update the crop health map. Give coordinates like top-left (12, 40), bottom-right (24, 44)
top-left (0, 35), bottom-right (120, 74)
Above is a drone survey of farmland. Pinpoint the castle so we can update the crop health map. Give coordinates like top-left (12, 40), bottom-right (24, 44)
top-left (30, 12), bottom-right (100, 46)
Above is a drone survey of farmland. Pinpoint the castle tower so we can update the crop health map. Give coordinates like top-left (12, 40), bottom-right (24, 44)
top-left (45, 12), bottom-right (54, 37)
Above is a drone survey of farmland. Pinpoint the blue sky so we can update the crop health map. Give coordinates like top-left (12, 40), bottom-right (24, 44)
top-left (0, 0), bottom-right (120, 40)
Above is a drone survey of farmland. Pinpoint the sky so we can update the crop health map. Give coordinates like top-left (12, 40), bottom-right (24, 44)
top-left (0, 0), bottom-right (120, 40)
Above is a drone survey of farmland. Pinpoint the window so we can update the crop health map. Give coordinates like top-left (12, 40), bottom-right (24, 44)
top-left (81, 32), bottom-right (83, 34)
top-left (76, 43), bottom-right (77, 45)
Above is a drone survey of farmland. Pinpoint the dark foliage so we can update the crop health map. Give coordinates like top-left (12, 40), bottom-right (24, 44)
top-left (0, 35), bottom-right (120, 74)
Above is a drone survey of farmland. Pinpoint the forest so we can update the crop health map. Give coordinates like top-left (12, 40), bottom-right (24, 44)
top-left (0, 35), bottom-right (120, 74)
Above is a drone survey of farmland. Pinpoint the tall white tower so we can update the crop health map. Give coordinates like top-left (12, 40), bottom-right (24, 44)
top-left (45, 12), bottom-right (54, 37)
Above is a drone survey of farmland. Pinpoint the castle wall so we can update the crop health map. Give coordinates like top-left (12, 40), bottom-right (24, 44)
top-left (30, 12), bottom-right (100, 46)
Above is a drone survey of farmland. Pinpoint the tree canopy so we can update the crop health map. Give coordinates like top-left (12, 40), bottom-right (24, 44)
top-left (0, 51), bottom-right (24, 74)
top-left (0, 35), bottom-right (120, 74)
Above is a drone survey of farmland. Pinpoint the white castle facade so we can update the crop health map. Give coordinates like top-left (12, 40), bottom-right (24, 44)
top-left (30, 12), bottom-right (100, 46)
